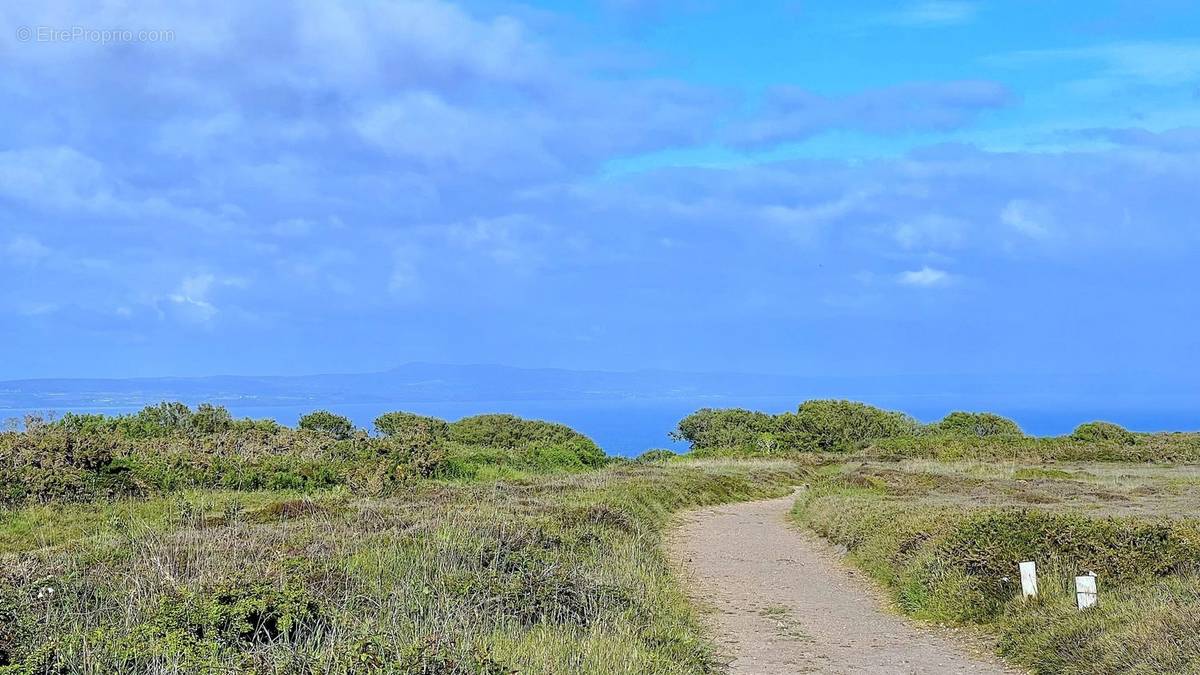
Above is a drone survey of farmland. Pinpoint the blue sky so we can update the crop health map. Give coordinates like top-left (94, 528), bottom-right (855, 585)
top-left (0, 0), bottom-right (1198, 381)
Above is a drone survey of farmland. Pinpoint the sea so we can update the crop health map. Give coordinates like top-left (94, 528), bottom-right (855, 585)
top-left (3, 397), bottom-right (1198, 457)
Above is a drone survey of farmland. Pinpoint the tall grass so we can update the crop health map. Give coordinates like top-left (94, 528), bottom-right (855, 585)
top-left (792, 463), bottom-right (1200, 673)
top-left (0, 460), bottom-right (807, 673)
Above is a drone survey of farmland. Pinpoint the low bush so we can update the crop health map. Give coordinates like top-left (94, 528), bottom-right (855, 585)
top-left (374, 411), bottom-right (450, 446)
top-left (1072, 421), bottom-right (1137, 445)
top-left (449, 414), bottom-right (606, 468)
top-left (670, 408), bottom-right (777, 452)
top-left (673, 400), bottom-right (919, 454)
top-left (0, 431), bottom-right (144, 505)
top-left (787, 400), bottom-right (920, 451)
top-left (2, 406), bottom-right (610, 506)
top-left (932, 411), bottom-right (1023, 437)
top-left (297, 410), bottom-right (356, 440)
top-left (636, 449), bottom-right (678, 463)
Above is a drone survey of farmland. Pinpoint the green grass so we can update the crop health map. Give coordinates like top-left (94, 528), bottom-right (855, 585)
top-left (0, 459), bottom-right (807, 674)
top-left (863, 432), bottom-right (1200, 463)
top-left (792, 461), bottom-right (1200, 673)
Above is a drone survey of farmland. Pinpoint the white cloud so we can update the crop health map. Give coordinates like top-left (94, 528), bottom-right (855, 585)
top-left (898, 266), bottom-right (953, 287)
top-left (445, 215), bottom-right (546, 267)
top-left (164, 273), bottom-right (246, 323)
top-left (758, 191), bottom-right (871, 242)
top-left (4, 235), bottom-right (51, 264)
top-left (1001, 200), bottom-right (1053, 239)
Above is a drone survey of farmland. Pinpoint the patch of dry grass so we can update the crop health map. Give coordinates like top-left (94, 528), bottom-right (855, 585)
top-left (0, 460), bottom-right (807, 673)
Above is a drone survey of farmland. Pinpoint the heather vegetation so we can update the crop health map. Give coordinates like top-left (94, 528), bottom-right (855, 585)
top-left (793, 461), bottom-right (1200, 673)
top-left (6, 398), bottom-right (1200, 674)
top-left (0, 401), bottom-right (814, 673)
top-left (0, 458), bottom-right (806, 673)
top-left (0, 403), bottom-right (609, 507)
top-left (672, 399), bottom-right (1200, 463)
top-left (671, 400), bottom-right (919, 455)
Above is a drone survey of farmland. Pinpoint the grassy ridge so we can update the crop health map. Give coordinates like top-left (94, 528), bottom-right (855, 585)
top-left (671, 401), bottom-right (1200, 463)
top-left (0, 407), bottom-right (611, 507)
top-left (792, 464), bottom-right (1200, 673)
top-left (864, 432), bottom-right (1200, 463)
top-left (0, 460), bottom-right (807, 673)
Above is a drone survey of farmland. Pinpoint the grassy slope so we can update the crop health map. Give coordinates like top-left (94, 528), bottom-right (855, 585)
top-left (792, 462), bottom-right (1200, 674)
top-left (0, 459), bottom-right (807, 674)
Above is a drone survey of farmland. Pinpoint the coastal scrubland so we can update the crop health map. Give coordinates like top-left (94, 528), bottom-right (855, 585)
top-left (0, 403), bottom-right (805, 673)
top-left (4, 399), bottom-right (1199, 673)
top-left (674, 401), bottom-right (1200, 674)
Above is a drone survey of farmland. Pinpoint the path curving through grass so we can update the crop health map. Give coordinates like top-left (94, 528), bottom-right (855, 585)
top-left (670, 493), bottom-right (1021, 674)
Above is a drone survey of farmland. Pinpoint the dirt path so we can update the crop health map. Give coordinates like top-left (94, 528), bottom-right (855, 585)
top-left (669, 494), bottom-right (1020, 674)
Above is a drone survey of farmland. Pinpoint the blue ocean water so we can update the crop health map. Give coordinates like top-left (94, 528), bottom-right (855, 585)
top-left (4, 398), bottom-right (1198, 457)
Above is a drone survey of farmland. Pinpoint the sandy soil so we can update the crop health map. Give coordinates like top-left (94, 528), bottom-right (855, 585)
top-left (669, 493), bottom-right (1022, 674)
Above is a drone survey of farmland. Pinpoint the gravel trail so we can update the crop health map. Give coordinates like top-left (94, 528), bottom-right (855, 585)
top-left (669, 494), bottom-right (1022, 674)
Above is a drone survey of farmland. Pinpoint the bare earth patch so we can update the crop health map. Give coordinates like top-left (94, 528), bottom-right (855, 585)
top-left (669, 494), bottom-right (1022, 674)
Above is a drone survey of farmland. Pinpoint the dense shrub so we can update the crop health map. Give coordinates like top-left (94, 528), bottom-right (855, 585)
top-left (1, 405), bottom-right (610, 505)
top-left (374, 412), bottom-right (450, 447)
top-left (80, 574), bottom-right (326, 671)
top-left (674, 400), bottom-right (919, 454)
top-left (933, 411), bottom-right (1023, 438)
top-left (1072, 421), bottom-right (1137, 445)
top-left (53, 412), bottom-right (119, 435)
top-left (788, 400), bottom-right (920, 451)
top-left (190, 403), bottom-right (234, 434)
top-left (670, 408), bottom-right (777, 451)
top-left (449, 414), bottom-right (605, 467)
top-left (53, 404), bottom-right (264, 440)
top-left (118, 402), bottom-right (195, 438)
top-left (0, 431), bottom-right (143, 505)
top-left (636, 449), bottom-right (678, 463)
top-left (297, 411), bottom-right (356, 440)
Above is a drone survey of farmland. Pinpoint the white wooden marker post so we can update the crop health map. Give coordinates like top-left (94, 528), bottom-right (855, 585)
top-left (1075, 573), bottom-right (1098, 609)
top-left (1019, 561), bottom-right (1038, 599)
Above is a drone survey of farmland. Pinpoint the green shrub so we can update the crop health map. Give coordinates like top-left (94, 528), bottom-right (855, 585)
top-left (1, 405), bottom-right (609, 505)
top-left (85, 575), bottom-right (325, 671)
top-left (788, 400), bottom-right (921, 452)
top-left (449, 414), bottom-right (605, 467)
top-left (0, 571), bottom-right (40, 669)
top-left (297, 410), bottom-right (355, 440)
top-left (117, 402), bottom-right (195, 438)
top-left (636, 449), bottom-right (678, 463)
top-left (674, 400), bottom-right (919, 454)
top-left (374, 412), bottom-right (450, 447)
top-left (1072, 421), bottom-right (1137, 445)
top-left (670, 408), bottom-right (777, 451)
top-left (0, 431), bottom-right (143, 505)
top-left (933, 411), bottom-right (1023, 437)
top-left (190, 403), bottom-right (234, 434)
top-left (51, 412), bottom-right (118, 435)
